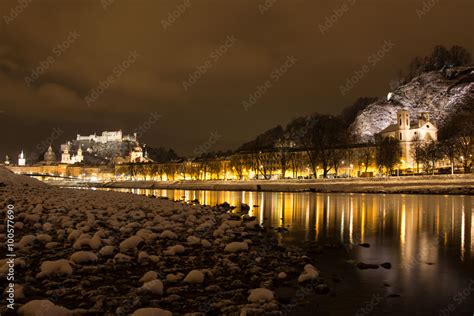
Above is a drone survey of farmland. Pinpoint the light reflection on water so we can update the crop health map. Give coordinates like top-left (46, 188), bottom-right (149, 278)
top-left (106, 188), bottom-right (473, 263)
top-left (95, 187), bottom-right (474, 314)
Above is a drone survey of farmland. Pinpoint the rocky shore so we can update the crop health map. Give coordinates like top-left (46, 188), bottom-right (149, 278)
top-left (87, 174), bottom-right (474, 195)
top-left (0, 168), bottom-right (326, 315)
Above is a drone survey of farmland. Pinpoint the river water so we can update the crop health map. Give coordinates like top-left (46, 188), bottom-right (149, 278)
top-left (94, 188), bottom-right (473, 315)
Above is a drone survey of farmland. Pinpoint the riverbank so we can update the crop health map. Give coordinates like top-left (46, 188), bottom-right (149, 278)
top-left (88, 174), bottom-right (474, 195)
top-left (0, 168), bottom-right (326, 315)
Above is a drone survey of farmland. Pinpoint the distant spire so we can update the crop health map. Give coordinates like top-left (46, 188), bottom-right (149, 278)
top-left (18, 150), bottom-right (26, 166)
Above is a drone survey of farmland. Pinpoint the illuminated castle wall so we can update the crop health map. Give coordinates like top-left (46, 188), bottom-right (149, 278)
top-left (76, 130), bottom-right (137, 143)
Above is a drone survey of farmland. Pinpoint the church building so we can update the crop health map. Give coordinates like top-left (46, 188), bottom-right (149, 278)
top-left (379, 109), bottom-right (438, 169)
top-left (18, 150), bottom-right (26, 166)
top-left (44, 145), bottom-right (57, 165)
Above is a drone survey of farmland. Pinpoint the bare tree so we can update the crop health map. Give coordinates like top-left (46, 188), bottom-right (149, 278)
top-left (301, 115), bottom-right (345, 178)
top-left (420, 141), bottom-right (443, 175)
top-left (410, 135), bottom-right (424, 173)
top-left (376, 137), bottom-right (400, 175)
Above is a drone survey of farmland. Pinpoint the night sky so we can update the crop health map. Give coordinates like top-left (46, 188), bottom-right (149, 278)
top-left (0, 0), bottom-right (473, 158)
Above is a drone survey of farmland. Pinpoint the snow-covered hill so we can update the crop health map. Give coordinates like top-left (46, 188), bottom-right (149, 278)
top-left (0, 167), bottom-right (46, 187)
top-left (350, 66), bottom-right (474, 142)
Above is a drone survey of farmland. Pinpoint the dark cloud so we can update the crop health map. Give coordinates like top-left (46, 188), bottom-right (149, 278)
top-left (0, 0), bottom-right (473, 158)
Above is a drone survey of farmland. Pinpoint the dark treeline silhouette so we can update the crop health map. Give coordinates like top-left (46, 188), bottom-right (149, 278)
top-left (402, 45), bottom-right (471, 84)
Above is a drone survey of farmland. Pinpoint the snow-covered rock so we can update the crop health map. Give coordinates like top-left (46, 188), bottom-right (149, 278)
top-left (224, 241), bottom-right (249, 253)
top-left (139, 271), bottom-right (158, 283)
top-left (114, 253), bottom-right (132, 263)
top-left (163, 244), bottom-right (185, 256)
top-left (131, 307), bottom-right (172, 316)
top-left (119, 236), bottom-right (143, 252)
top-left (186, 236), bottom-right (200, 245)
top-left (18, 300), bottom-right (72, 316)
top-left (36, 259), bottom-right (73, 278)
top-left (45, 242), bottom-right (61, 249)
top-left (159, 230), bottom-right (178, 239)
top-left (298, 264), bottom-right (319, 283)
top-left (183, 270), bottom-right (205, 284)
top-left (99, 245), bottom-right (115, 257)
top-left (166, 273), bottom-right (184, 283)
top-left (247, 288), bottom-right (274, 303)
top-left (141, 279), bottom-right (164, 295)
top-left (70, 251), bottom-right (98, 264)
top-left (36, 234), bottom-right (52, 243)
top-left (18, 235), bottom-right (36, 248)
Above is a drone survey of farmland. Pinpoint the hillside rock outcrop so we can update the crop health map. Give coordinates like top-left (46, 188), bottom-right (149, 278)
top-left (350, 66), bottom-right (474, 142)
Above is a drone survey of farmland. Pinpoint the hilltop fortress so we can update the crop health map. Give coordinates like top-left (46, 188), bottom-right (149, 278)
top-left (76, 130), bottom-right (137, 144)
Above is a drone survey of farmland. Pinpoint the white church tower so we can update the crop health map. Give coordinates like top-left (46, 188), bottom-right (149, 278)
top-left (5, 155), bottom-right (10, 165)
top-left (75, 146), bottom-right (84, 163)
top-left (18, 150), bottom-right (26, 166)
top-left (61, 146), bottom-right (71, 164)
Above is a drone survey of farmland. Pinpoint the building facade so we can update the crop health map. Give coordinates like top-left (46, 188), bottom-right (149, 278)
top-left (379, 110), bottom-right (438, 168)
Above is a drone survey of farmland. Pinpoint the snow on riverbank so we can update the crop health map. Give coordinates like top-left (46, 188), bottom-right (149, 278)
top-left (0, 168), bottom-right (324, 315)
top-left (95, 174), bottom-right (474, 195)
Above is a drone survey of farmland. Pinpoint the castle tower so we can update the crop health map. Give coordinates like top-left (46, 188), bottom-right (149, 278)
top-left (44, 145), bottom-right (56, 165)
top-left (397, 109), bottom-right (410, 130)
top-left (18, 150), bottom-right (26, 166)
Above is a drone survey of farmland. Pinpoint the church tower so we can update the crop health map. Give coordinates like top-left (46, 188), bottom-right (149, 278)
top-left (397, 109), bottom-right (410, 130)
top-left (75, 146), bottom-right (84, 163)
top-left (418, 112), bottom-right (430, 127)
top-left (18, 150), bottom-right (26, 166)
top-left (5, 155), bottom-right (10, 165)
top-left (61, 145), bottom-right (71, 164)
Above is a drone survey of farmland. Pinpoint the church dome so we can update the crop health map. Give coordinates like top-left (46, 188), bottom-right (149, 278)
top-left (44, 145), bottom-right (56, 163)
